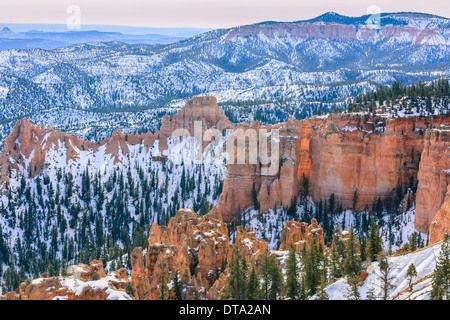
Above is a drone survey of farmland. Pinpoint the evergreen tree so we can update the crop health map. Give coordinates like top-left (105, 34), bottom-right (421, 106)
top-left (366, 286), bottom-right (377, 300)
top-left (343, 228), bottom-right (361, 276)
top-left (345, 275), bottom-right (361, 300)
top-left (226, 246), bottom-right (248, 300)
top-left (252, 183), bottom-right (260, 211)
top-left (431, 234), bottom-right (450, 300)
top-left (406, 263), bottom-right (417, 291)
top-left (375, 251), bottom-right (395, 300)
top-left (268, 258), bottom-right (283, 300)
top-left (173, 270), bottom-right (182, 300)
top-left (260, 249), bottom-right (283, 300)
top-left (246, 266), bottom-right (261, 300)
top-left (285, 244), bottom-right (300, 300)
top-left (409, 233), bottom-right (417, 252)
top-left (314, 275), bottom-right (329, 300)
top-left (260, 249), bottom-right (272, 300)
top-left (366, 216), bottom-right (382, 262)
top-left (330, 240), bottom-right (342, 280)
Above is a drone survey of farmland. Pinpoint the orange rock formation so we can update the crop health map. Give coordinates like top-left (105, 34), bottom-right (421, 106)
top-left (279, 218), bottom-right (325, 252)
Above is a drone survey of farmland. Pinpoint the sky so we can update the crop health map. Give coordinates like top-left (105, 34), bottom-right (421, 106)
top-left (0, 0), bottom-right (448, 29)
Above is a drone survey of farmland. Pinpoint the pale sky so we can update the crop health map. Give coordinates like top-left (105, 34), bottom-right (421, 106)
top-left (0, 0), bottom-right (448, 29)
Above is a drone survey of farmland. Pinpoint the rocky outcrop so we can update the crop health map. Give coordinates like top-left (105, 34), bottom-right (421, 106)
top-left (128, 207), bottom-right (279, 300)
top-left (69, 259), bottom-right (106, 281)
top-left (417, 125), bottom-right (450, 243)
top-left (133, 208), bottom-right (230, 300)
top-left (279, 218), bottom-right (325, 252)
top-left (1, 260), bottom-right (130, 300)
top-left (416, 126), bottom-right (450, 233)
top-left (0, 96), bottom-right (448, 245)
top-left (234, 225), bottom-right (268, 268)
top-left (159, 96), bottom-right (232, 137)
top-left (158, 96), bottom-right (234, 152)
top-left (0, 118), bottom-right (158, 184)
top-left (130, 247), bottom-right (151, 300)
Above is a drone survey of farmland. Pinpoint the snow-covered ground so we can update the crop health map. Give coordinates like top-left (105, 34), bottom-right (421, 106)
top-left (314, 242), bottom-right (442, 300)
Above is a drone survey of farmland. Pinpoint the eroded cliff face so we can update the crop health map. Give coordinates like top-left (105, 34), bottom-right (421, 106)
top-left (416, 126), bottom-right (450, 239)
top-left (429, 184), bottom-right (450, 244)
top-left (215, 113), bottom-right (449, 226)
top-left (158, 96), bottom-right (234, 151)
top-left (0, 118), bottom-right (158, 184)
top-left (213, 117), bottom-right (304, 222)
top-left (308, 115), bottom-right (429, 211)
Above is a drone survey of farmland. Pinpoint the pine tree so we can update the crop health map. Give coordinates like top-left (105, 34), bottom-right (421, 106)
top-left (246, 266), bottom-right (261, 300)
top-left (366, 286), bottom-right (377, 300)
top-left (260, 249), bottom-right (283, 300)
top-left (345, 274), bottom-right (361, 300)
top-left (268, 257), bottom-right (283, 300)
top-left (375, 251), bottom-right (395, 300)
top-left (343, 227), bottom-right (361, 276)
top-left (226, 246), bottom-right (248, 300)
top-left (330, 240), bottom-right (342, 280)
top-left (260, 249), bottom-right (272, 300)
top-left (406, 263), bottom-right (417, 291)
top-left (252, 183), bottom-right (259, 211)
top-left (409, 233), bottom-right (417, 252)
top-left (366, 215), bottom-right (382, 262)
top-left (314, 275), bottom-right (329, 300)
top-left (302, 242), bottom-right (319, 296)
top-left (285, 244), bottom-right (300, 300)
top-left (172, 270), bottom-right (182, 300)
top-left (431, 234), bottom-right (450, 300)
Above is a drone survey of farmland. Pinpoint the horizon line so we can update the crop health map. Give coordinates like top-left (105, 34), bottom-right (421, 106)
top-left (1, 11), bottom-right (449, 32)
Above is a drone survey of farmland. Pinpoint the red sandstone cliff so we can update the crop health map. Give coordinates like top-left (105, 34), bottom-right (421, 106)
top-left (429, 183), bottom-right (450, 244)
top-left (416, 126), bottom-right (450, 233)
top-left (215, 113), bottom-right (449, 226)
top-left (417, 126), bottom-right (450, 241)
top-left (213, 117), bottom-right (305, 222)
top-left (307, 115), bottom-right (432, 211)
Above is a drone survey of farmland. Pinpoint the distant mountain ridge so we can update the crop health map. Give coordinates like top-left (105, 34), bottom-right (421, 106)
top-left (0, 28), bottom-right (188, 50)
top-left (230, 11), bottom-right (450, 45)
top-left (258, 11), bottom-right (449, 26)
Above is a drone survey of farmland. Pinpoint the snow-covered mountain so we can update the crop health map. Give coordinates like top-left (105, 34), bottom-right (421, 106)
top-left (0, 12), bottom-right (448, 127)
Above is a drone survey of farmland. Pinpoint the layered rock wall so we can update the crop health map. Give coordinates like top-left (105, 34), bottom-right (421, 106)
top-left (416, 126), bottom-right (450, 238)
